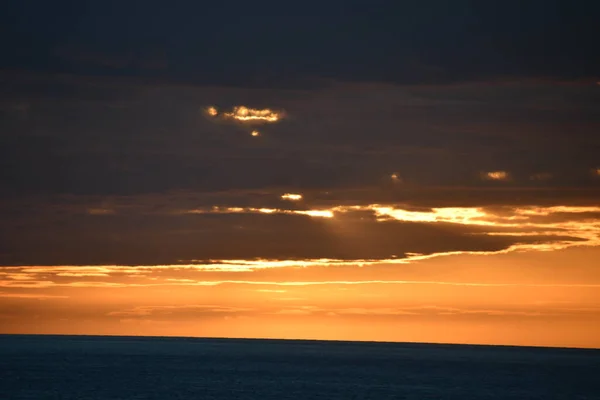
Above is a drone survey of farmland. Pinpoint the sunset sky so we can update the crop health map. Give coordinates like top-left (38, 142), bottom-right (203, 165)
top-left (1, 1), bottom-right (599, 348)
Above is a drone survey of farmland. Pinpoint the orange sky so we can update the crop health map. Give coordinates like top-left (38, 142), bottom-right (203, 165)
top-left (2, 239), bottom-right (599, 348)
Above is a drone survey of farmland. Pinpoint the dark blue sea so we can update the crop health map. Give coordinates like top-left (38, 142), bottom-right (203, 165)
top-left (1, 335), bottom-right (599, 399)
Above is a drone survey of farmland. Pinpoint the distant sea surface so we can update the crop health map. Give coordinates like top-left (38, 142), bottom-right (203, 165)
top-left (1, 335), bottom-right (599, 399)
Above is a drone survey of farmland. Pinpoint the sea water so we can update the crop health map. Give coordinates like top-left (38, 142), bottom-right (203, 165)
top-left (1, 335), bottom-right (598, 399)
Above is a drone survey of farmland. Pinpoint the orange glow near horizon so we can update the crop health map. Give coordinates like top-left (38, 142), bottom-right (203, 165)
top-left (1, 246), bottom-right (599, 348)
top-left (1, 202), bottom-right (599, 348)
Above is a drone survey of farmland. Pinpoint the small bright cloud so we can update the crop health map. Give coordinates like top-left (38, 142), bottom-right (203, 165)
top-left (390, 173), bottom-right (402, 183)
top-left (295, 210), bottom-right (334, 218)
top-left (281, 193), bottom-right (303, 201)
top-left (482, 171), bottom-right (509, 181)
top-left (206, 106), bottom-right (218, 117)
top-left (222, 106), bottom-right (282, 123)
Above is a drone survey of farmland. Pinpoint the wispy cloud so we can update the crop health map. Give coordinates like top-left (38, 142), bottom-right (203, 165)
top-left (107, 305), bottom-right (253, 318)
top-left (2, 275), bottom-right (600, 289)
top-left (180, 206), bottom-right (334, 219)
top-left (0, 292), bottom-right (69, 299)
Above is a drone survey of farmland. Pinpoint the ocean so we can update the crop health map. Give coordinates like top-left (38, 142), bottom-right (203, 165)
top-left (1, 335), bottom-right (598, 399)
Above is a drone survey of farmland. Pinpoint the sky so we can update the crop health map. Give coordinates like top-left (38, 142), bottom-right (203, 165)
top-left (1, 0), bottom-right (599, 348)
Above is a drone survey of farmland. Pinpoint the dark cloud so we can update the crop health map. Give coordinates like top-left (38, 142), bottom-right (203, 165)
top-left (0, 201), bottom-right (594, 265)
top-left (1, 2), bottom-right (599, 267)
top-left (1, 74), bottom-right (599, 198)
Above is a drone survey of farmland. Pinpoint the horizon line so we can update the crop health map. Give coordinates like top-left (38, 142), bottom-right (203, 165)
top-left (2, 332), bottom-right (598, 351)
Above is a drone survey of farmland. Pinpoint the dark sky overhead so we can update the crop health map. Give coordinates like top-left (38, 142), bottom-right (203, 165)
top-left (2, 0), bottom-right (600, 85)
top-left (1, 0), bottom-right (599, 347)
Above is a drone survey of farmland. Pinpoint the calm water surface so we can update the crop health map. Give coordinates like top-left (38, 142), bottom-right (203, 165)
top-left (1, 335), bottom-right (599, 399)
